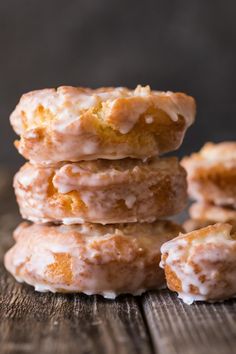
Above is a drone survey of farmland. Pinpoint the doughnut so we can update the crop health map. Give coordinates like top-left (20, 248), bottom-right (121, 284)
top-left (183, 202), bottom-right (236, 232)
top-left (10, 85), bottom-right (196, 164)
top-left (14, 157), bottom-right (187, 225)
top-left (4, 220), bottom-right (183, 297)
top-left (181, 142), bottom-right (236, 207)
top-left (161, 223), bottom-right (236, 304)
top-left (183, 218), bottom-right (213, 233)
top-left (190, 202), bottom-right (236, 223)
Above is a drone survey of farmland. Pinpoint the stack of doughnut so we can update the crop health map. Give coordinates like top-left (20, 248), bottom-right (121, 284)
top-left (182, 142), bottom-right (236, 232)
top-left (160, 142), bottom-right (236, 304)
top-left (5, 85), bottom-right (196, 298)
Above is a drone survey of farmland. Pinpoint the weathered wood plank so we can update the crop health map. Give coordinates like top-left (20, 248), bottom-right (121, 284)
top-left (0, 210), bottom-right (153, 354)
top-left (0, 277), bottom-right (153, 354)
top-left (142, 290), bottom-right (236, 354)
top-left (2, 168), bottom-right (236, 354)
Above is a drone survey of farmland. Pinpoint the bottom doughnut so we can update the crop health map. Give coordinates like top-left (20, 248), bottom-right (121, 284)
top-left (161, 223), bottom-right (236, 304)
top-left (4, 221), bottom-right (182, 297)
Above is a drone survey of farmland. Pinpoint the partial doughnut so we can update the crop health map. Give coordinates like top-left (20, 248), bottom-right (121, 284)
top-left (161, 223), bottom-right (236, 304)
top-left (190, 202), bottom-right (236, 223)
top-left (183, 202), bottom-right (236, 232)
top-left (183, 218), bottom-right (213, 233)
top-left (10, 85), bottom-right (196, 164)
top-left (14, 157), bottom-right (187, 225)
top-left (182, 142), bottom-right (236, 207)
top-left (4, 220), bottom-right (182, 297)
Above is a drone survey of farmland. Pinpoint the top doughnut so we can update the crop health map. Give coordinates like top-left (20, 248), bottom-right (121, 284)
top-left (10, 85), bottom-right (196, 164)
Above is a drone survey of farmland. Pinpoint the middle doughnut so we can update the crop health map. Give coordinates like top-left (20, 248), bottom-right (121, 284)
top-left (14, 157), bottom-right (187, 225)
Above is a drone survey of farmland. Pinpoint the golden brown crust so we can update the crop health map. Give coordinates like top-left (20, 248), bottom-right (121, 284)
top-left (189, 202), bottom-right (236, 223)
top-left (181, 142), bottom-right (236, 207)
top-left (161, 223), bottom-right (236, 304)
top-left (13, 157), bottom-right (187, 224)
top-left (184, 202), bottom-right (236, 233)
top-left (10, 85), bottom-right (196, 164)
top-left (4, 220), bottom-right (182, 296)
top-left (183, 218), bottom-right (213, 233)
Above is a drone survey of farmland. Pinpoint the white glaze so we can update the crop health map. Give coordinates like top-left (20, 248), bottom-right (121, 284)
top-left (125, 195), bottom-right (137, 209)
top-left (145, 115), bottom-right (154, 124)
top-left (182, 142), bottom-right (236, 208)
top-left (10, 86), bottom-right (196, 164)
top-left (11, 85), bottom-right (195, 134)
top-left (4, 221), bottom-right (181, 296)
top-left (14, 158), bottom-right (187, 224)
top-left (200, 142), bottom-right (236, 162)
top-left (190, 202), bottom-right (236, 223)
top-left (161, 223), bottom-right (236, 304)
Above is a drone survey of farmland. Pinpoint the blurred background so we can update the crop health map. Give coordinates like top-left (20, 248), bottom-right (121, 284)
top-left (1, 0), bottom-right (236, 169)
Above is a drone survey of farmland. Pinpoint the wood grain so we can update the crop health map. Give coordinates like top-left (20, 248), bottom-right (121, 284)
top-left (0, 205), bottom-right (153, 354)
top-left (0, 274), bottom-right (153, 354)
top-left (1, 168), bottom-right (236, 354)
top-left (142, 290), bottom-right (236, 354)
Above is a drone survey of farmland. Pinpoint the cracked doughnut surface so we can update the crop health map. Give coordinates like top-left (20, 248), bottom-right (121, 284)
top-left (14, 157), bottom-right (187, 225)
top-left (10, 85), bottom-right (196, 164)
top-left (4, 220), bottom-right (182, 297)
top-left (161, 223), bottom-right (236, 304)
top-left (183, 202), bottom-right (236, 232)
top-left (182, 142), bottom-right (236, 207)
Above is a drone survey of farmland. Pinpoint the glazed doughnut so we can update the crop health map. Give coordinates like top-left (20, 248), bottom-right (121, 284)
top-left (4, 220), bottom-right (183, 297)
top-left (190, 202), bottom-right (236, 223)
top-left (183, 202), bottom-right (236, 232)
top-left (10, 85), bottom-right (196, 164)
top-left (183, 218), bottom-right (213, 233)
top-left (14, 157), bottom-right (187, 225)
top-left (181, 142), bottom-right (236, 207)
top-left (161, 223), bottom-right (236, 304)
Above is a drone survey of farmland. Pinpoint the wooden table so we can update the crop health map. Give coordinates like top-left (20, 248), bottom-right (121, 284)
top-left (1, 169), bottom-right (236, 354)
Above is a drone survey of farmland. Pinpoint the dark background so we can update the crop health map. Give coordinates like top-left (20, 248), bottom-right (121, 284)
top-left (1, 0), bottom-right (236, 168)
